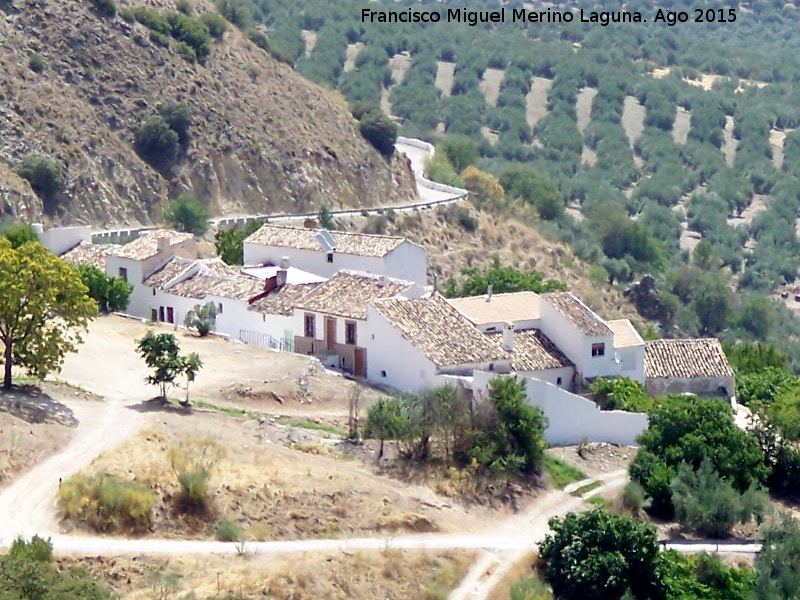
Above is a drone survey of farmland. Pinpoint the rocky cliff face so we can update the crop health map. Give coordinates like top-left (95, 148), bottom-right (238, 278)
top-left (0, 0), bottom-right (417, 227)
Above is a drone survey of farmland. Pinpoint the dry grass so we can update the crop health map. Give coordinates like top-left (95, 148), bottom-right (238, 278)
top-left (480, 68), bottom-right (505, 107)
top-left (622, 96), bottom-right (645, 146)
top-left (435, 61), bottom-right (456, 97)
top-left (57, 550), bottom-right (475, 600)
top-left (526, 77), bottom-right (551, 129)
top-left (575, 87), bottom-right (597, 134)
top-left (672, 107), bottom-right (691, 145)
top-left (485, 550), bottom-right (540, 600)
top-left (60, 412), bottom-right (464, 540)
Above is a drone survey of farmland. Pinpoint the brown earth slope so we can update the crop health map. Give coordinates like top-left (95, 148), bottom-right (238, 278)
top-left (0, 0), bottom-right (416, 227)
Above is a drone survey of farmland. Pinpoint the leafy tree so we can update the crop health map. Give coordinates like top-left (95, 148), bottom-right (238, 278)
top-left (215, 0), bottom-right (253, 28)
top-left (499, 166), bottom-right (564, 220)
top-left (670, 459), bottom-right (767, 538)
top-left (485, 376), bottom-right (547, 475)
top-left (184, 301), bottom-right (219, 337)
top-left (201, 11), bottom-right (228, 38)
top-left (136, 331), bottom-right (202, 403)
top-left (318, 204), bottom-right (334, 230)
top-left (91, 0), bottom-right (116, 17)
top-left (752, 514), bottom-right (800, 600)
top-left (735, 366), bottom-right (797, 408)
top-left (447, 256), bottom-right (566, 297)
top-left (725, 341), bottom-right (788, 374)
top-left (135, 116), bottom-right (179, 170)
top-left (440, 136), bottom-right (478, 172)
top-left (77, 265), bottom-right (133, 314)
top-left (662, 551), bottom-right (755, 600)
top-left (167, 13), bottom-right (212, 60)
top-left (462, 166), bottom-right (506, 210)
top-left (629, 395), bottom-right (768, 517)
top-left (214, 220), bottom-right (262, 265)
top-left (0, 239), bottom-right (97, 389)
top-left (590, 377), bottom-right (653, 412)
top-left (539, 510), bottom-right (666, 600)
top-left (16, 155), bottom-right (63, 207)
top-left (0, 536), bottom-right (113, 600)
top-left (159, 102), bottom-right (193, 145)
top-left (163, 193), bottom-right (209, 235)
top-left (0, 222), bottom-right (39, 248)
top-left (358, 111), bottom-right (397, 157)
top-left (362, 396), bottom-right (407, 458)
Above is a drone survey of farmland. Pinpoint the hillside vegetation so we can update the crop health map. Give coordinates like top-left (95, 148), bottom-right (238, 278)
top-left (0, 0), bottom-right (416, 226)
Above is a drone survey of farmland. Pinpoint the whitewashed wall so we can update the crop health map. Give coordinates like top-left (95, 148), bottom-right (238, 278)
top-left (516, 366), bottom-right (575, 389)
top-left (616, 346), bottom-right (645, 383)
top-left (473, 371), bottom-right (647, 446)
top-left (40, 226), bottom-right (91, 255)
top-left (243, 241), bottom-right (427, 284)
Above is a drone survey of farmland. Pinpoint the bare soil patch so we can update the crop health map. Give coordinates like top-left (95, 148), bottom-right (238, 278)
top-left (581, 145), bottom-right (597, 166)
top-left (525, 76), bottom-right (551, 128)
top-left (479, 68), bottom-right (505, 107)
top-left (547, 443), bottom-right (637, 479)
top-left (0, 383), bottom-right (78, 487)
top-left (58, 550), bottom-right (474, 600)
top-left (770, 128), bottom-right (792, 169)
top-left (435, 61), bottom-right (456, 97)
top-left (672, 107), bottom-right (691, 145)
top-left (481, 126), bottom-right (499, 146)
top-left (343, 42), bottom-right (364, 73)
top-left (727, 194), bottom-right (768, 228)
top-left (62, 410), bottom-right (490, 541)
top-left (722, 115), bottom-right (738, 166)
top-left (575, 87), bottom-right (597, 134)
top-left (389, 51), bottom-right (412, 86)
top-left (622, 96), bottom-right (645, 145)
top-left (300, 30), bottom-right (317, 57)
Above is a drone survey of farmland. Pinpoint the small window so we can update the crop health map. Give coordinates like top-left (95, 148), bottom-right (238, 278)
top-left (118, 267), bottom-right (128, 282)
top-left (152, 287), bottom-right (156, 296)
top-left (304, 314), bottom-right (315, 338)
top-left (591, 343), bottom-right (605, 357)
top-left (218, 302), bottom-right (223, 314)
top-left (381, 370), bottom-right (387, 377)
top-left (151, 309), bottom-right (158, 322)
top-left (486, 326), bottom-right (497, 332)
top-left (327, 252), bottom-right (334, 263)
top-left (345, 321), bottom-right (357, 345)
top-left (557, 377), bottom-right (563, 386)
top-left (489, 363), bottom-right (495, 371)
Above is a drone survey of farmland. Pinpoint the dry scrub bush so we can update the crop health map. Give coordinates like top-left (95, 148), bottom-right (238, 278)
top-left (167, 436), bottom-right (225, 512)
top-left (58, 474), bottom-right (155, 533)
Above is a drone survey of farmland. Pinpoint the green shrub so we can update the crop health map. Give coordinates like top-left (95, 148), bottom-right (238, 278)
top-left (159, 102), bottom-right (193, 145)
top-left (149, 30), bottom-right (171, 47)
top-left (201, 11), bottom-right (228, 38)
top-left (16, 155), bottom-right (63, 205)
top-left (119, 7), bottom-right (135, 21)
top-left (131, 7), bottom-right (171, 35)
top-left (163, 193), bottom-right (209, 235)
top-left (456, 208), bottom-right (477, 232)
top-left (0, 222), bottom-right (39, 248)
top-left (184, 301), bottom-right (219, 336)
top-left (168, 436), bottom-right (225, 512)
top-left (543, 454), bottom-right (586, 489)
top-left (671, 459), bottom-right (767, 538)
top-left (135, 116), bottom-right (179, 169)
top-left (176, 0), bottom-right (192, 15)
top-left (28, 54), bottom-right (45, 73)
top-left (215, 517), bottom-right (242, 541)
top-left (174, 41), bottom-right (197, 62)
top-left (247, 28), bottom-right (271, 53)
top-left (510, 576), bottom-right (554, 600)
top-left (91, 0), bottom-right (117, 17)
top-left (426, 154), bottom-right (465, 187)
top-left (9, 535), bottom-right (53, 563)
top-left (168, 13), bottom-right (212, 60)
top-left (590, 377), bottom-right (654, 413)
top-left (622, 481), bottom-right (648, 514)
top-left (215, 0), bottom-right (253, 29)
top-left (58, 474), bottom-right (155, 533)
top-left (78, 265), bottom-right (133, 313)
top-left (358, 111), bottom-right (397, 157)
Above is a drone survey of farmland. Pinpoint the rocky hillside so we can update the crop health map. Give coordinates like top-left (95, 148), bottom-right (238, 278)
top-left (0, 0), bottom-right (416, 227)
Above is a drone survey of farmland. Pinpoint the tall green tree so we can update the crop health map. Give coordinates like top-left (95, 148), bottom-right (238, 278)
top-left (136, 331), bottom-right (202, 404)
top-left (214, 220), bottom-right (262, 265)
top-left (78, 265), bottom-right (133, 313)
top-left (362, 396), bottom-right (407, 458)
top-left (0, 239), bottom-right (97, 389)
top-left (0, 222), bottom-right (39, 248)
top-left (752, 514), bottom-right (800, 600)
top-left (163, 193), bottom-right (209, 235)
top-left (539, 510), bottom-right (666, 600)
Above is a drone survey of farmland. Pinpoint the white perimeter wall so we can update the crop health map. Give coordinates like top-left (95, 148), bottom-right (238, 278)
top-left (473, 371), bottom-right (647, 446)
top-left (42, 226), bottom-right (91, 256)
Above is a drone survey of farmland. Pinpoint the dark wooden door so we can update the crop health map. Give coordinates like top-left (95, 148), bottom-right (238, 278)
top-left (354, 348), bottom-right (367, 377)
top-left (326, 317), bottom-right (336, 352)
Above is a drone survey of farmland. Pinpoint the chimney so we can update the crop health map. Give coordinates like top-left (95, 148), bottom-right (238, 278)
top-left (486, 283), bottom-right (493, 302)
top-left (276, 268), bottom-right (287, 288)
top-left (279, 256), bottom-right (290, 269)
top-left (502, 323), bottom-right (514, 353)
top-left (378, 275), bottom-right (387, 288)
top-left (32, 223), bottom-right (44, 235)
top-left (432, 272), bottom-right (438, 294)
top-left (263, 276), bottom-right (277, 294)
top-left (157, 235), bottom-right (170, 254)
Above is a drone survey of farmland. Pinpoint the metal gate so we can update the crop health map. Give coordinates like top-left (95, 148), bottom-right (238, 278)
top-left (239, 330), bottom-right (294, 352)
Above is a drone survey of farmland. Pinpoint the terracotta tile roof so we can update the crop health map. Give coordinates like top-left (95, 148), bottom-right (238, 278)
top-left (542, 292), bottom-right (612, 337)
top-left (248, 283), bottom-right (321, 316)
top-left (607, 319), bottom-right (645, 348)
top-left (372, 294), bottom-right (510, 368)
top-left (143, 257), bottom-right (195, 288)
top-left (644, 338), bottom-right (734, 379)
top-left (485, 329), bottom-right (573, 372)
top-left (112, 230), bottom-right (194, 261)
top-left (293, 270), bottom-right (412, 320)
top-left (60, 240), bottom-right (115, 270)
top-left (448, 292), bottom-right (541, 325)
top-left (244, 224), bottom-right (406, 257)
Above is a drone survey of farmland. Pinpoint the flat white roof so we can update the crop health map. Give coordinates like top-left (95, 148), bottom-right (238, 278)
top-left (242, 265), bottom-right (327, 286)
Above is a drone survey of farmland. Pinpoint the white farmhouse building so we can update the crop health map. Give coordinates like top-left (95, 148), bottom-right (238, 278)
top-left (242, 224), bottom-right (427, 284)
top-left (644, 338), bottom-right (735, 400)
top-left (365, 294), bottom-right (512, 393)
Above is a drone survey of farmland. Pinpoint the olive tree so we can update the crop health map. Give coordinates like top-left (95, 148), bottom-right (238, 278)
top-left (0, 239), bottom-right (97, 389)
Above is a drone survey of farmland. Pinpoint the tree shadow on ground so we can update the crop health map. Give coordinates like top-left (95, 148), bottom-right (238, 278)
top-left (0, 385), bottom-right (78, 427)
top-left (128, 397), bottom-right (194, 416)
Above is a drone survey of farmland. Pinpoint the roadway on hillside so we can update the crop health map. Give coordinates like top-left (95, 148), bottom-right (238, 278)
top-left (92, 138), bottom-right (466, 237)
